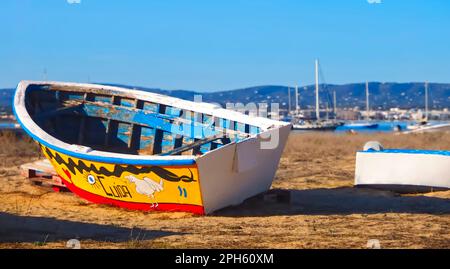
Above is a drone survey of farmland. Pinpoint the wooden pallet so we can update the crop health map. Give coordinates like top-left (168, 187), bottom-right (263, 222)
top-left (20, 159), bottom-right (69, 192)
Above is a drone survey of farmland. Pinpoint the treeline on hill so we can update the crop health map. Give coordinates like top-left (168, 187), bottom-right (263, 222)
top-left (103, 82), bottom-right (450, 110)
top-left (1, 82), bottom-right (449, 112)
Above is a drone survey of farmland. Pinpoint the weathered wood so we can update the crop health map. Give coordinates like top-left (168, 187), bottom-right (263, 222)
top-left (128, 99), bottom-right (142, 149)
top-left (174, 135), bottom-right (184, 151)
top-left (77, 93), bottom-right (88, 144)
top-left (20, 159), bottom-right (68, 190)
top-left (152, 104), bottom-right (166, 154)
top-left (33, 103), bottom-right (83, 120)
top-left (159, 134), bottom-right (226, 156)
top-left (63, 99), bottom-right (249, 140)
top-left (48, 85), bottom-right (139, 100)
top-left (104, 96), bottom-right (117, 146)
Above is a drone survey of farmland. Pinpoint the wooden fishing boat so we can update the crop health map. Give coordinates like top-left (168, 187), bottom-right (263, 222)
top-left (355, 141), bottom-right (450, 193)
top-left (14, 81), bottom-right (291, 214)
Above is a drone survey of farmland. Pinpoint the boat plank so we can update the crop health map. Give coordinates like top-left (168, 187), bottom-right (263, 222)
top-left (33, 104), bottom-right (83, 120)
top-left (70, 100), bottom-right (248, 140)
top-left (139, 126), bottom-right (155, 153)
top-left (104, 96), bottom-right (117, 146)
top-left (160, 134), bottom-right (226, 156)
top-left (127, 99), bottom-right (142, 150)
top-left (77, 93), bottom-right (89, 144)
top-left (152, 104), bottom-right (166, 154)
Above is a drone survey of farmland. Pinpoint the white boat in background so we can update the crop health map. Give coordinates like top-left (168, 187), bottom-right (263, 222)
top-left (355, 141), bottom-right (450, 193)
top-left (0, 122), bottom-right (22, 132)
top-left (406, 120), bottom-right (431, 131)
top-left (403, 122), bottom-right (450, 134)
top-left (345, 122), bottom-right (379, 129)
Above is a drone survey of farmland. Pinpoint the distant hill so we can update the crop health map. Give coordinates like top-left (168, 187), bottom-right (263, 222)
top-left (1, 82), bottom-right (449, 112)
top-left (105, 82), bottom-right (450, 110)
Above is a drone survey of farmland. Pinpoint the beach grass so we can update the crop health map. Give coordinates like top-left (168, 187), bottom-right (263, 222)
top-left (0, 131), bottom-right (449, 249)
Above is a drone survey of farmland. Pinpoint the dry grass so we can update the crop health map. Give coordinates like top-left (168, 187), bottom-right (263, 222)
top-left (0, 131), bottom-right (40, 166)
top-left (285, 132), bottom-right (450, 158)
top-left (1, 131), bottom-right (450, 249)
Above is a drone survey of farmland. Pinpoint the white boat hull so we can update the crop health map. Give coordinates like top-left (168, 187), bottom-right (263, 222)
top-left (198, 126), bottom-right (291, 213)
top-left (355, 149), bottom-right (450, 192)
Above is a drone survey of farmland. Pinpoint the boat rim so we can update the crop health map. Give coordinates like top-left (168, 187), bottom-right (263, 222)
top-left (358, 149), bottom-right (450, 156)
top-left (14, 80), bottom-right (289, 166)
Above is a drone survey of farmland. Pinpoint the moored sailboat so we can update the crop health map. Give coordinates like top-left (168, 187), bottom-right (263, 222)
top-left (292, 60), bottom-right (342, 131)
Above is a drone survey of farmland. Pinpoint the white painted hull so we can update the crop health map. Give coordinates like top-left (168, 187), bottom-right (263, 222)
top-left (198, 126), bottom-right (292, 213)
top-left (355, 150), bottom-right (450, 192)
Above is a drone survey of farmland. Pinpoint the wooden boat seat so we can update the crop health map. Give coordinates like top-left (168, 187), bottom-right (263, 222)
top-left (159, 134), bottom-right (229, 156)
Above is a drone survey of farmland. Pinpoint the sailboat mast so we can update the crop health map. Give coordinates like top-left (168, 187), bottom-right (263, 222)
top-left (333, 90), bottom-right (337, 119)
top-left (315, 59), bottom-right (320, 121)
top-left (425, 82), bottom-right (429, 121)
top-left (288, 86), bottom-right (291, 115)
top-left (288, 87), bottom-right (291, 115)
top-left (295, 85), bottom-right (299, 113)
top-left (365, 82), bottom-right (370, 121)
top-left (43, 68), bottom-right (48, 81)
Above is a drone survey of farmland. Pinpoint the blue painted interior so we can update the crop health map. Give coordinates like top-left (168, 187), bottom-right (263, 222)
top-left (14, 101), bottom-right (195, 166)
top-left (361, 149), bottom-right (450, 156)
top-left (24, 85), bottom-right (261, 157)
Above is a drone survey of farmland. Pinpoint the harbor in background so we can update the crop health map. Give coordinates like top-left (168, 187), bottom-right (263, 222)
top-left (0, 122), bottom-right (21, 132)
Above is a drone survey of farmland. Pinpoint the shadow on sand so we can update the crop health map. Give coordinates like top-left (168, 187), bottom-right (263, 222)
top-left (215, 187), bottom-right (450, 217)
top-left (0, 212), bottom-right (180, 243)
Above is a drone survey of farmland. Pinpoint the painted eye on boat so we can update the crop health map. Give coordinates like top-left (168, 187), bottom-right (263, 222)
top-left (87, 175), bottom-right (96, 185)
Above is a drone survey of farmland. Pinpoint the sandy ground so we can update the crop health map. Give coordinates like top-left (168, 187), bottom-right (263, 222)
top-left (1, 131), bottom-right (450, 249)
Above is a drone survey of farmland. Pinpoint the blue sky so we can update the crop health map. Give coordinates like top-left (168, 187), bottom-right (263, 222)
top-left (1, 0), bottom-right (449, 91)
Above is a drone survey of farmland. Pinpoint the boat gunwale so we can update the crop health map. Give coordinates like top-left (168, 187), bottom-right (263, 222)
top-left (14, 80), bottom-right (289, 166)
top-left (358, 149), bottom-right (450, 157)
top-left (26, 80), bottom-right (287, 129)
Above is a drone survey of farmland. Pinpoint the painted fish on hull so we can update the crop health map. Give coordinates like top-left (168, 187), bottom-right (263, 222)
top-left (40, 144), bottom-right (205, 214)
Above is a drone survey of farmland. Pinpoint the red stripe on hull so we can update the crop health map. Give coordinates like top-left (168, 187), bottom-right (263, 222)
top-left (59, 176), bottom-right (205, 215)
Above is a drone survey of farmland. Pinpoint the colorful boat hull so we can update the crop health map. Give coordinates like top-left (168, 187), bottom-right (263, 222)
top-left (40, 144), bottom-right (205, 214)
top-left (14, 81), bottom-right (291, 214)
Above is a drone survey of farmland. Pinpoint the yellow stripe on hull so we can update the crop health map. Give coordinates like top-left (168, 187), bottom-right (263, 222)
top-left (40, 145), bottom-right (204, 213)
